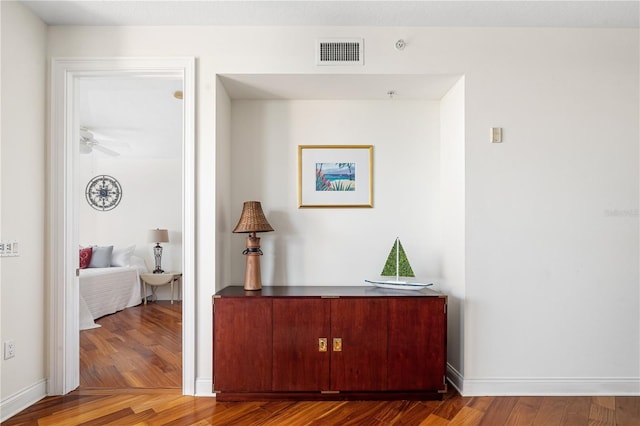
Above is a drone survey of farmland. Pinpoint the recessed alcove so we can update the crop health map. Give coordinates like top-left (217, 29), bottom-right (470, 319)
top-left (215, 73), bottom-right (466, 380)
top-left (217, 74), bottom-right (461, 100)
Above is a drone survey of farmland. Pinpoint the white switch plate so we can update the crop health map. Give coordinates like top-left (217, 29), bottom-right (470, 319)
top-left (491, 127), bottom-right (503, 143)
top-left (0, 241), bottom-right (19, 257)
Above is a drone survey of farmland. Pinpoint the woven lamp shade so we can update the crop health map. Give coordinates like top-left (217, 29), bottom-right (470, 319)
top-left (233, 201), bottom-right (274, 233)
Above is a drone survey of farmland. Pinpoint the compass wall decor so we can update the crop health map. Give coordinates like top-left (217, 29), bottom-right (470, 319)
top-left (85, 175), bottom-right (122, 211)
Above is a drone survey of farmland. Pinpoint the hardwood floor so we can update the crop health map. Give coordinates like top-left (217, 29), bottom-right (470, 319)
top-left (3, 388), bottom-right (639, 425)
top-left (80, 301), bottom-right (182, 388)
top-left (3, 303), bottom-right (639, 425)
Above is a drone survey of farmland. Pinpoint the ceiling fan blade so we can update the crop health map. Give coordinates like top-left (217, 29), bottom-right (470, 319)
top-left (100, 139), bottom-right (131, 148)
top-left (82, 136), bottom-right (101, 146)
top-left (88, 127), bottom-right (134, 141)
top-left (79, 128), bottom-right (94, 139)
top-left (92, 145), bottom-right (120, 157)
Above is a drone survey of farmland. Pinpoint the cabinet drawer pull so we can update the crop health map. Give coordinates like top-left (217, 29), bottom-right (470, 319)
top-left (333, 338), bottom-right (342, 352)
top-left (318, 338), bottom-right (327, 352)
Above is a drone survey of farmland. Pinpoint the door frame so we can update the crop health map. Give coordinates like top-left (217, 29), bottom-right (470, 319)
top-left (48, 57), bottom-right (196, 395)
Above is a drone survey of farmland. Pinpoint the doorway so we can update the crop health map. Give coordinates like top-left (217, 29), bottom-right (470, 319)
top-left (77, 76), bottom-right (183, 388)
top-left (48, 58), bottom-right (195, 395)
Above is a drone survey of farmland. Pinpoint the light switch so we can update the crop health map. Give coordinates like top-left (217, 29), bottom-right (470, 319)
top-left (0, 241), bottom-right (19, 257)
top-left (491, 127), bottom-right (503, 143)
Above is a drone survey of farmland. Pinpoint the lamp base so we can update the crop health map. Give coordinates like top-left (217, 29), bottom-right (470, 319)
top-left (243, 234), bottom-right (263, 291)
top-left (153, 243), bottom-right (164, 274)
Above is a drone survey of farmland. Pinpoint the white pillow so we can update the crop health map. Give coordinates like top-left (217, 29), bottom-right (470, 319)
top-left (111, 245), bottom-right (136, 267)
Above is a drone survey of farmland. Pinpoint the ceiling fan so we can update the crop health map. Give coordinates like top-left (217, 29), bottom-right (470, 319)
top-left (80, 127), bottom-right (122, 157)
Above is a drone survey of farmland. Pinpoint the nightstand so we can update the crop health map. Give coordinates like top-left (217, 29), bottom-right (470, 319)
top-left (140, 272), bottom-right (182, 304)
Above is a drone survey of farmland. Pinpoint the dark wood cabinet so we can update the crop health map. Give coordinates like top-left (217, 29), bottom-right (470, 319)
top-left (329, 298), bottom-right (388, 391)
top-left (271, 298), bottom-right (388, 392)
top-left (213, 286), bottom-right (447, 401)
top-left (272, 298), bottom-right (329, 391)
top-left (212, 297), bottom-right (272, 392)
top-left (388, 298), bottom-right (447, 391)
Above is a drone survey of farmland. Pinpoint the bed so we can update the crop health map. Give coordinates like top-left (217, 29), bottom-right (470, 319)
top-left (79, 254), bottom-right (148, 330)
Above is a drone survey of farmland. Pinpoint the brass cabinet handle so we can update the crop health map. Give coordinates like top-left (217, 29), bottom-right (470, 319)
top-left (319, 338), bottom-right (327, 352)
top-left (333, 338), bottom-right (342, 352)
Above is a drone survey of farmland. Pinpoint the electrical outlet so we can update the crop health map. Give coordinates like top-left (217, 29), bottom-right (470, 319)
top-left (4, 341), bottom-right (16, 359)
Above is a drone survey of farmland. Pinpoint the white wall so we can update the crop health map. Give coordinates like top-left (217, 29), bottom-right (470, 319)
top-left (229, 100), bottom-right (441, 287)
top-left (462, 30), bottom-right (639, 395)
top-left (214, 78), bottom-right (232, 291)
top-left (439, 77), bottom-right (466, 389)
top-left (79, 156), bottom-right (182, 299)
top-left (0, 1), bottom-right (47, 420)
top-left (44, 25), bottom-right (640, 397)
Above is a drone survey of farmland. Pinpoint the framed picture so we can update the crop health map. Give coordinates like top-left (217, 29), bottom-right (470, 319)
top-left (298, 145), bottom-right (373, 208)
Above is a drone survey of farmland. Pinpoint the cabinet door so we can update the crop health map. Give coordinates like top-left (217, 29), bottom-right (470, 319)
top-left (331, 298), bottom-right (388, 391)
top-left (213, 298), bottom-right (272, 392)
top-left (388, 298), bottom-right (446, 391)
top-left (273, 298), bottom-right (330, 391)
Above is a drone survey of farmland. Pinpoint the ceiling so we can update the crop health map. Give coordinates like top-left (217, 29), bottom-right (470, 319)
top-left (21, 1), bottom-right (640, 28)
top-left (78, 77), bottom-right (183, 159)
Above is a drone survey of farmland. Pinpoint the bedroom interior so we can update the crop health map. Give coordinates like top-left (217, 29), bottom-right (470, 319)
top-left (76, 76), bottom-right (184, 386)
top-left (1, 0), bottom-right (638, 424)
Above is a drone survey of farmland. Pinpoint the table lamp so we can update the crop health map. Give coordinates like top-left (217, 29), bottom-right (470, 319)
top-left (233, 201), bottom-right (274, 291)
top-left (149, 228), bottom-right (169, 274)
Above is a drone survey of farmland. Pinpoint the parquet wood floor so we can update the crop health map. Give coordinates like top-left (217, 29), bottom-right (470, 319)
top-left (4, 388), bottom-right (639, 425)
top-left (3, 302), bottom-right (639, 425)
top-left (79, 301), bottom-right (182, 389)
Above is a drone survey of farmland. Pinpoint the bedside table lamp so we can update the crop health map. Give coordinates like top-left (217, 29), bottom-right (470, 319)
top-left (233, 201), bottom-right (274, 291)
top-left (149, 228), bottom-right (169, 274)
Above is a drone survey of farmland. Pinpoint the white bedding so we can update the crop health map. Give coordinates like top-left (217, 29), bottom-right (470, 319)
top-left (79, 266), bottom-right (143, 330)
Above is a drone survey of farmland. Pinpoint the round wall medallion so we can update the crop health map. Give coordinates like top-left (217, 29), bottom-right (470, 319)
top-left (85, 175), bottom-right (122, 211)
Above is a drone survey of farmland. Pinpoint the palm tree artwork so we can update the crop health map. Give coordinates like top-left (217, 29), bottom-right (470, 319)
top-left (315, 162), bottom-right (356, 191)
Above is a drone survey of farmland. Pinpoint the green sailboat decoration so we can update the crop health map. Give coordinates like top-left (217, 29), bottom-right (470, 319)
top-left (381, 237), bottom-right (415, 280)
top-left (365, 237), bottom-right (433, 290)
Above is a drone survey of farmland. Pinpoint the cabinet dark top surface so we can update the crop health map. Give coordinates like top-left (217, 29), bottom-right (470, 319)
top-left (214, 285), bottom-right (445, 298)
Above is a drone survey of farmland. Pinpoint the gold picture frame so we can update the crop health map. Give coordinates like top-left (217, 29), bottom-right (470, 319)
top-left (298, 145), bottom-right (373, 208)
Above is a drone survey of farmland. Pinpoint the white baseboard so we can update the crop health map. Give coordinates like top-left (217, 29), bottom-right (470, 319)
top-left (196, 372), bottom-right (638, 397)
top-left (445, 365), bottom-right (640, 396)
top-left (446, 363), bottom-right (464, 394)
top-left (195, 377), bottom-right (215, 397)
top-left (0, 379), bottom-right (47, 422)
top-left (462, 377), bottom-right (640, 396)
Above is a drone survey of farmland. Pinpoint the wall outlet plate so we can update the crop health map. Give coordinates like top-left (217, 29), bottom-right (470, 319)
top-left (4, 341), bottom-right (16, 359)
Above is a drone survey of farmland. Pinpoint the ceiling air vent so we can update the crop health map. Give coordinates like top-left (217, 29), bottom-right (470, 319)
top-left (316, 38), bottom-right (364, 66)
